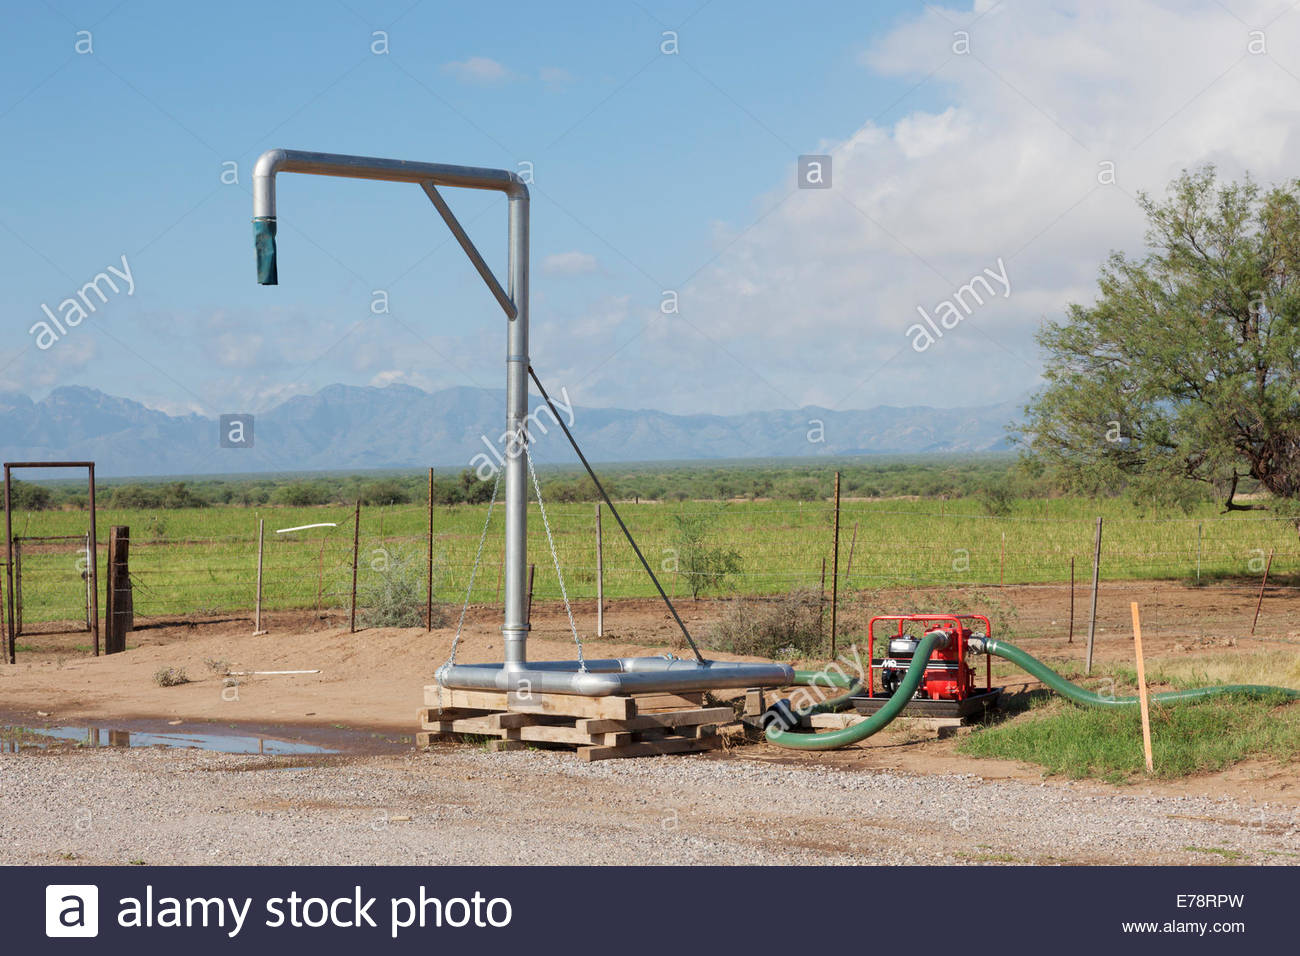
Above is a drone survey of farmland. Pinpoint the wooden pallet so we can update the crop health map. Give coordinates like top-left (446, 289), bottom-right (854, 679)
top-left (418, 686), bottom-right (735, 761)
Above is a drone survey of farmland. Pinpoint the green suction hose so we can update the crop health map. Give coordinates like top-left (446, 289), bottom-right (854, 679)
top-left (976, 637), bottom-right (1300, 708)
top-left (788, 669), bottom-right (862, 713)
top-left (765, 632), bottom-right (945, 751)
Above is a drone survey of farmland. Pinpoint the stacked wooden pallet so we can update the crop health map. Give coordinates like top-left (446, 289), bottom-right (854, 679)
top-left (418, 686), bottom-right (736, 761)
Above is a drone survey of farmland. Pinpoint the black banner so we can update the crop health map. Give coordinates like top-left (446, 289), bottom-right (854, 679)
top-left (13, 865), bottom-right (1287, 953)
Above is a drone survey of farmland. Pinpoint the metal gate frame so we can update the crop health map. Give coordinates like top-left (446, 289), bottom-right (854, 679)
top-left (3, 461), bottom-right (99, 662)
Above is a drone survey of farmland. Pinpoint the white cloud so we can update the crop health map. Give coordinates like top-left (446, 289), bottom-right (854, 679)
top-left (542, 251), bottom-right (599, 275)
top-left (442, 56), bottom-right (513, 85)
top-left (614, 0), bottom-right (1300, 414)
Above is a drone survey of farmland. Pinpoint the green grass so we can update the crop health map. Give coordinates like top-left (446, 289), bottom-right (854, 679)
top-left (1183, 846), bottom-right (1245, 861)
top-left (6, 495), bottom-right (1298, 624)
top-left (959, 691), bottom-right (1300, 781)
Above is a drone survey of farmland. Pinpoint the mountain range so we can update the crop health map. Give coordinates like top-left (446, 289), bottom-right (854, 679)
top-left (0, 384), bottom-right (1023, 478)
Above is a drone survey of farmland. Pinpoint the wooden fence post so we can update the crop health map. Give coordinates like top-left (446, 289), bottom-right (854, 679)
top-left (349, 498), bottom-right (361, 633)
top-left (830, 471), bottom-right (841, 658)
top-left (1086, 516), bottom-right (1103, 674)
top-left (104, 526), bottom-right (131, 654)
top-left (595, 502), bottom-right (604, 638)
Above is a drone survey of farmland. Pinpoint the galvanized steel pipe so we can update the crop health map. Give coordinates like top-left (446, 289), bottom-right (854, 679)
top-left (253, 148), bottom-right (794, 696)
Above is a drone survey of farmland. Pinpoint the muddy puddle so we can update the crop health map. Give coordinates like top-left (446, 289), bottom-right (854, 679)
top-left (0, 714), bottom-right (414, 756)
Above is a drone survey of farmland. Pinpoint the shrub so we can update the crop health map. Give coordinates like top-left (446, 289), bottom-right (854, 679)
top-left (9, 480), bottom-right (52, 510)
top-left (153, 667), bottom-right (190, 687)
top-left (976, 479), bottom-right (1015, 517)
top-left (272, 482), bottom-right (330, 506)
top-left (109, 484), bottom-right (162, 509)
top-left (359, 479), bottom-right (410, 506)
top-left (458, 469), bottom-right (495, 504)
top-left (710, 588), bottom-right (825, 659)
top-left (360, 547), bottom-right (446, 628)
top-left (671, 510), bottom-right (742, 599)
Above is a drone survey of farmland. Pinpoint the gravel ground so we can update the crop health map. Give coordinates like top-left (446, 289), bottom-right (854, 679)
top-left (2, 746), bottom-right (1298, 866)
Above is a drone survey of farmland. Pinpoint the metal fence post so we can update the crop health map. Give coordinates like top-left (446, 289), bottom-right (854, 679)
top-left (1085, 516), bottom-right (1103, 674)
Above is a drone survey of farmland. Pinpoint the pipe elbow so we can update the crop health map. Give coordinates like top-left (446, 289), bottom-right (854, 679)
top-left (253, 148), bottom-right (289, 180)
top-left (252, 148), bottom-right (288, 220)
top-left (504, 172), bottom-right (529, 201)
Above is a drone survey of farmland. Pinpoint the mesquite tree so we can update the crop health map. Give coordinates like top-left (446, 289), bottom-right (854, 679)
top-left (1022, 167), bottom-right (1300, 510)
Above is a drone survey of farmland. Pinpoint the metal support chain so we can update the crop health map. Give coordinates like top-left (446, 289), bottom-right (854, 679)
top-left (524, 441), bottom-right (586, 670)
top-left (528, 365), bottom-right (708, 665)
top-left (434, 466), bottom-right (503, 704)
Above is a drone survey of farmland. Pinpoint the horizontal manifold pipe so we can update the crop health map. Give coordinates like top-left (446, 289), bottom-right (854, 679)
top-left (437, 657), bottom-right (795, 696)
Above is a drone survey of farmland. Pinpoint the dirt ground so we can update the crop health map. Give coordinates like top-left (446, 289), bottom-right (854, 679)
top-left (3, 584), bottom-right (1299, 866)
top-left (3, 582), bottom-right (1299, 805)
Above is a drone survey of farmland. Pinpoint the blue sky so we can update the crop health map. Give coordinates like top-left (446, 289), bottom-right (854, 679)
top-left (3, 0), bottom-right (1298, 422)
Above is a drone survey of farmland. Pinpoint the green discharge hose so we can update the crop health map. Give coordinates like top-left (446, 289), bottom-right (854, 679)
top-left (765, 633), bottom-right (1300, 751)
top-left (979, 637), bottom-right (1300, 708)
top-left (765, 632), bottom-right (944, 751)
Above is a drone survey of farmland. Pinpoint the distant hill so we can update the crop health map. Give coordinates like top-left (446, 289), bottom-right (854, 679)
top-left (0, 384), bottom-right (1023, 478)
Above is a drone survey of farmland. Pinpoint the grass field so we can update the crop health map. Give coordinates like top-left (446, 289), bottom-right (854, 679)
top-left (6, 496), bottom-right (1300, 626)
top-left (961, 651), bottom-right (1300, 780)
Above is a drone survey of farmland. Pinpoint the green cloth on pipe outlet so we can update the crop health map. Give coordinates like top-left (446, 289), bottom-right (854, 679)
top-left (253, 217), bottom-right (277, 285)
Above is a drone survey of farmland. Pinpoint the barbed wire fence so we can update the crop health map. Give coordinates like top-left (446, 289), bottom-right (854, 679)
top-left (9, 492), bottom-right (1300, 647)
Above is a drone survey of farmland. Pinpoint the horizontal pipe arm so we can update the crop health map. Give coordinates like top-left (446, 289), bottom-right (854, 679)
top-left (253, 148), bottom-right (527, 219)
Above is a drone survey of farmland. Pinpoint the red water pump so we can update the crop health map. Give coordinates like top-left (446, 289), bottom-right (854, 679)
top-left (867, 614), bottom-right (991, 702)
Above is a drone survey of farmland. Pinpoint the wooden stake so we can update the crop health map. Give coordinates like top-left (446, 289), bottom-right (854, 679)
top-left (1130, 601), bottom-right (1154, 774)
top-left (1085, 516), bottom-right (1103, 674)
top-left (595, 502), bottom-right (604, 638)
top-left (1251, 547), bottom-right (1274, 635)
top-left (999, 531), bottom-right (1006, 587)
top-left (830, 471), bottom-right (841, 658)
top-left (426, 468), bottom-right (434, 631)
top-left (349, 498), bottom-right (361, 633)
top-left (1067, 556), bottom-right (1075, 644)
top-left (254, 518), bottom-right (266, 635)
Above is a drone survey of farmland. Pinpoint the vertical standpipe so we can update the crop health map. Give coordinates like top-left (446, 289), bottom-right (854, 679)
top-left (252, 149), bottom-right (799, 695)
top-left (251, 149), bottom-right (531, 666)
